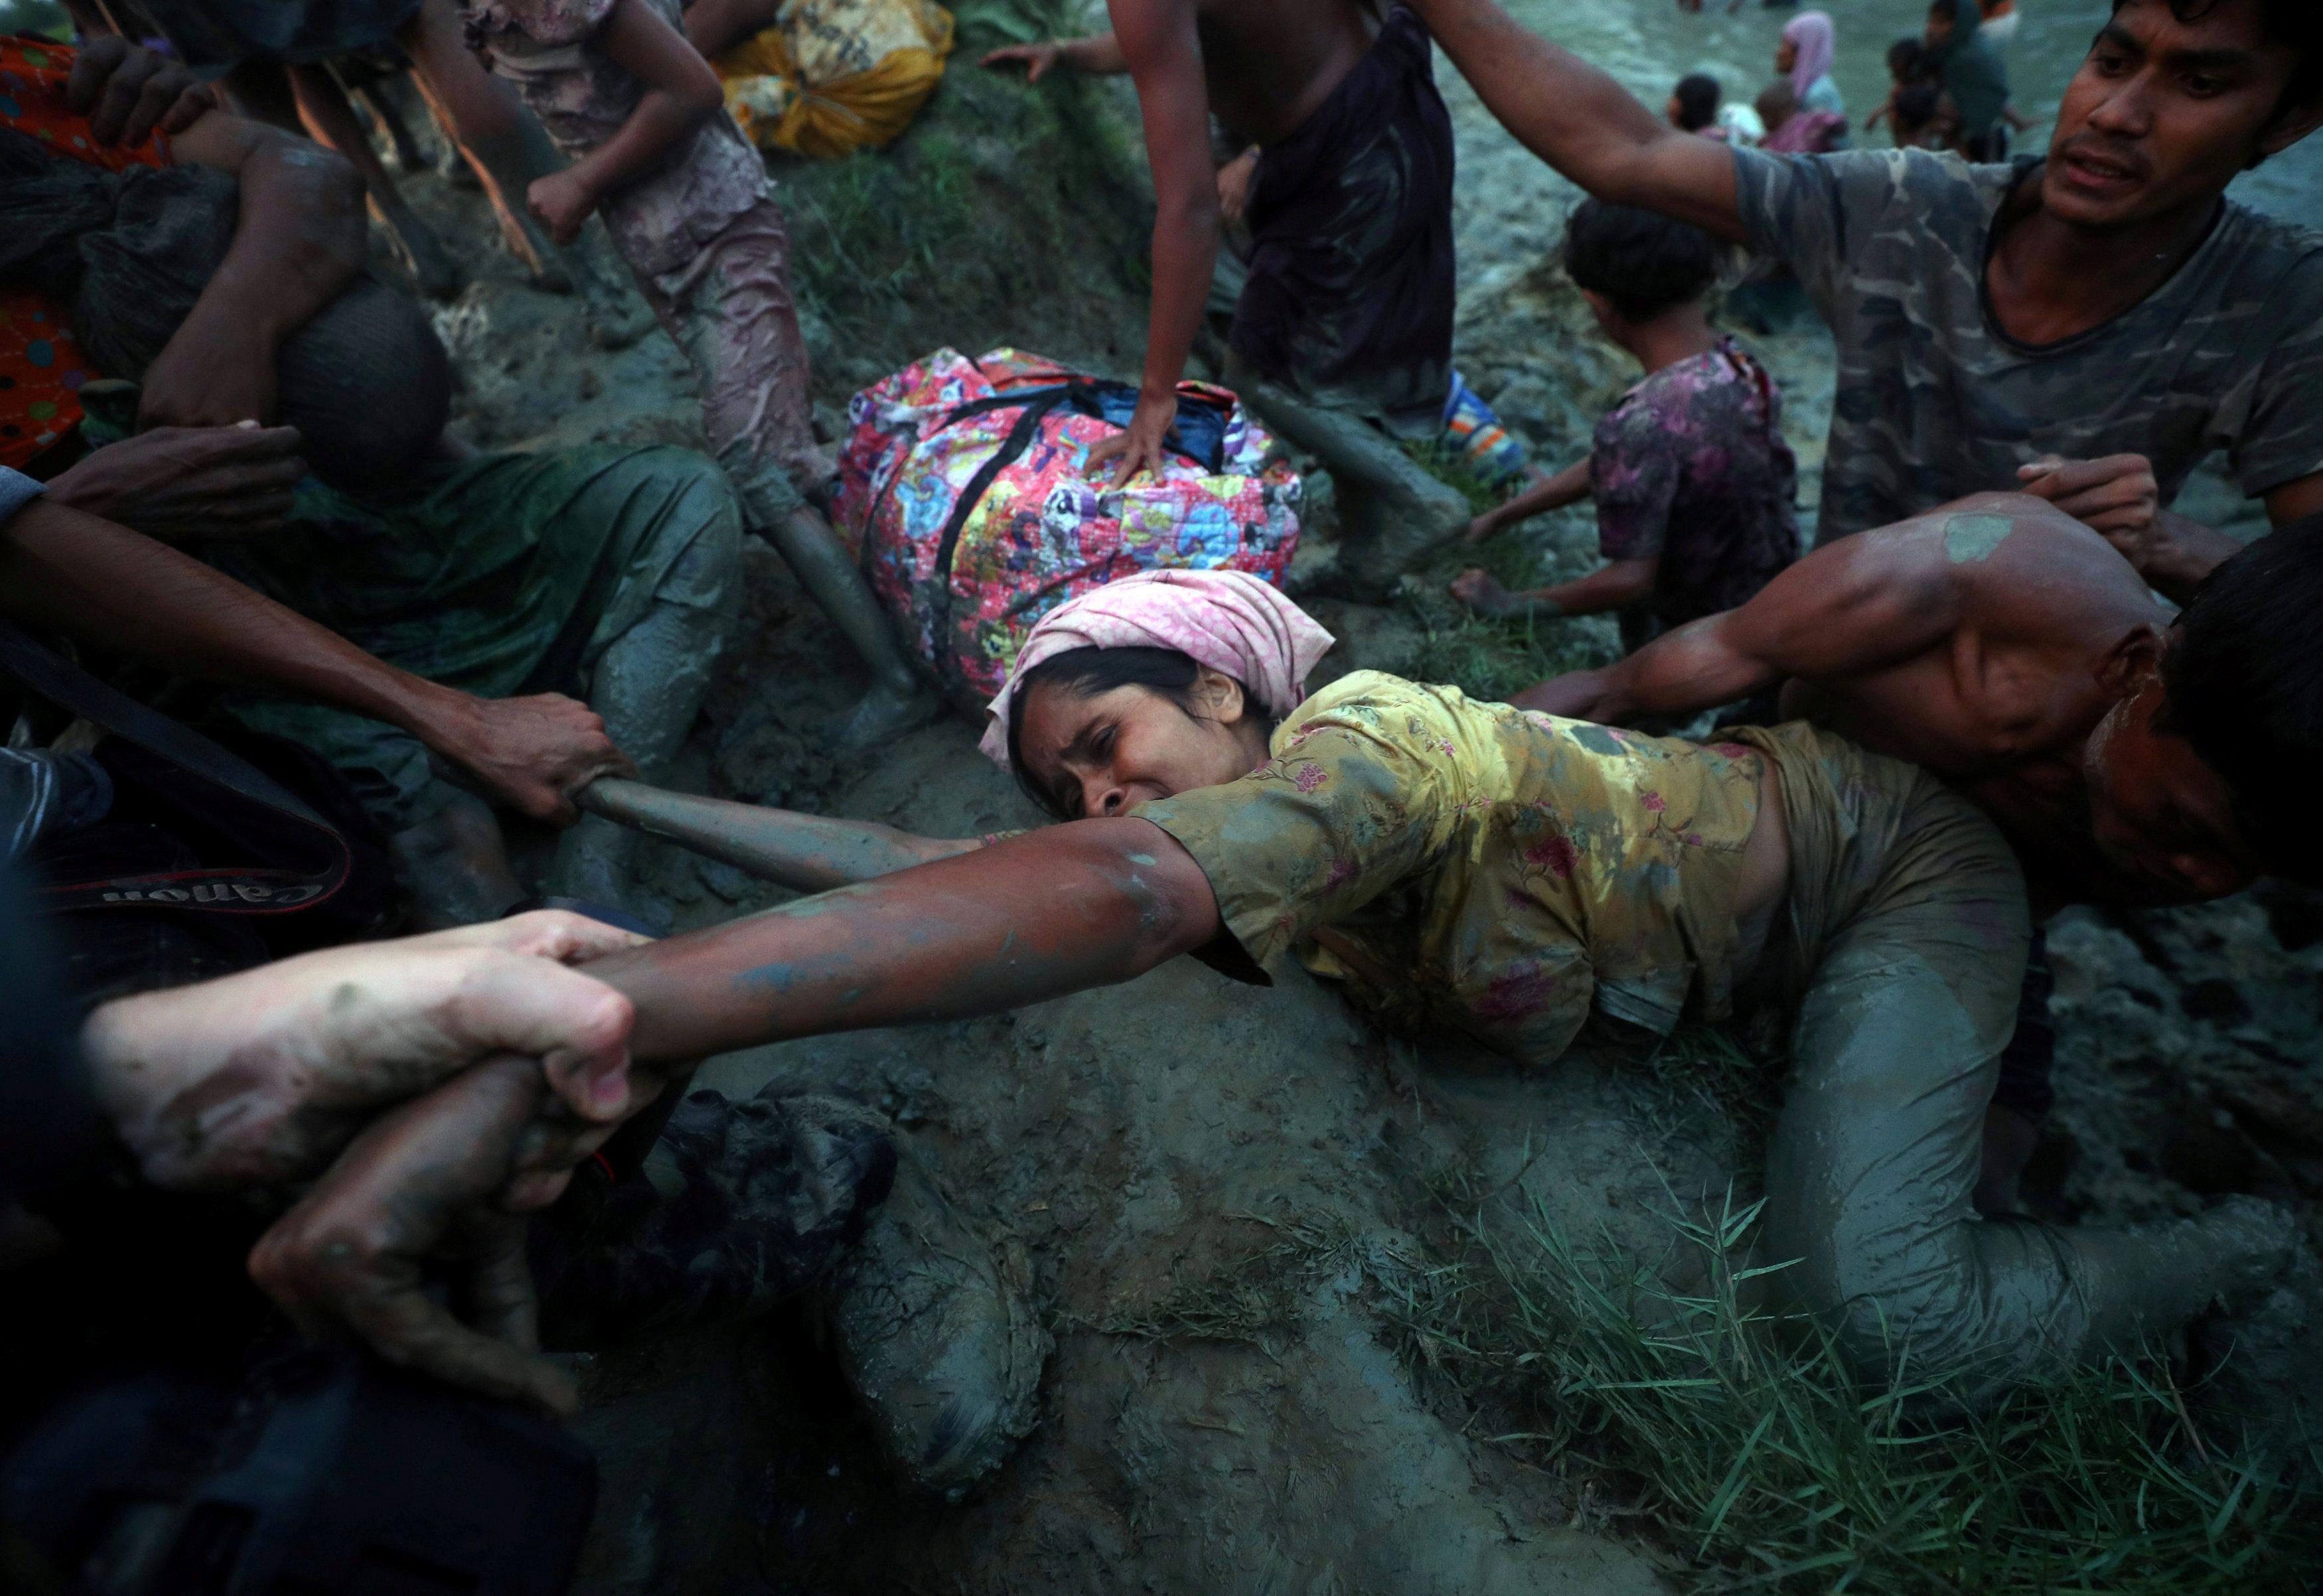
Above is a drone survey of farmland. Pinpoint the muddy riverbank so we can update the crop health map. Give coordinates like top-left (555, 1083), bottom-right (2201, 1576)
top-left (356, 1), bottom-right (2322, 1586)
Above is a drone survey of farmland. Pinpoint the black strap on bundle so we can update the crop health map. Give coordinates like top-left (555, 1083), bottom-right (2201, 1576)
top-left (0, 620), bottom-right (349, 914)
top-left (893, 376), bottom-right (1235, 693)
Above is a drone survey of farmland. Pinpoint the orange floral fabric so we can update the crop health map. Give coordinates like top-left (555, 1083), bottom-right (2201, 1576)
top-left (0, 36), bottom-right (170, 469)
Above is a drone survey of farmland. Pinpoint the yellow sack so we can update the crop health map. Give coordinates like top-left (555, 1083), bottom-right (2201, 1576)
top-left (715, 0), bottom-right (954, 161)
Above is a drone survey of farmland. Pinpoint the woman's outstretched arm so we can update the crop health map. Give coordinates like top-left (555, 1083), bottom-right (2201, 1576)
top-left (595, 818), bottom-right (1217, 1060)
top-left (247, 819), bottom-right (1222, 1402)
top-left (579, 778), bottom-right (985, 893)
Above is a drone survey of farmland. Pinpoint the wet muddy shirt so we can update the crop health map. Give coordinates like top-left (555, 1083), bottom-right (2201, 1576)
top-left (1734, 145), bottom-right (2323, 544)
top-left (1593, 334), bottom-right (1799, 632)
top-left (463, 0), bottom-right (771, 275)
top-left (1137, 671), bottom-right (1765, 1064)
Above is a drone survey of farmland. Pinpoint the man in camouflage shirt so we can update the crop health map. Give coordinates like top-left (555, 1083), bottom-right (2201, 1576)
top-left (1408, 0), bottom-right (2323, 599)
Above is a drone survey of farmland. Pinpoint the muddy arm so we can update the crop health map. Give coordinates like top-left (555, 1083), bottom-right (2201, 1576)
top-left (577, 778), bottom-right (983, 893)
top-left (143, 109), bottom-right (366, 429)
top-left (1514, 507), bottom-right (1982, 721)
top-left (1096, 0), bottom-right (1217, 487)
top-left (595, 817), bottom-right (1218, 1060)
top-left (246, 821), bottom-right (1220, 1403)
top-left (566, 0), bottom-right (723, 202)
top-left (1, 498), bottom-right (628, 824)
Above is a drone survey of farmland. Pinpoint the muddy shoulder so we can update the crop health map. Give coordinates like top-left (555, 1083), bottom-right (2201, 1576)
top-left (380, 26), bottom-right (2321, 1591)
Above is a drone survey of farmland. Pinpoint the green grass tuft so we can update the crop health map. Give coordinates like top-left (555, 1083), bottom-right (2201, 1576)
top-left (1404, 606), bottom-right (1617, 707)
top-left (1385, 1187), bottom-right (2323, 1594)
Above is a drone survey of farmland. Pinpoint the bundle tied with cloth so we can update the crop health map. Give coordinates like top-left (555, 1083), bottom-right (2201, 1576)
top-left (0, 126), bottom-right (448, 491)
top-left (715, 0), bottom-right (955, 160)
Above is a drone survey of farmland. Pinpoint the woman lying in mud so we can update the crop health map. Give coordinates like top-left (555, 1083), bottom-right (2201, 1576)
top-left (251, 571), bottom-right (2300, 1416)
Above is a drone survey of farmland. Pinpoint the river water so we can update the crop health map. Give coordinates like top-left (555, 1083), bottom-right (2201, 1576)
top-left (1440, 0), bottom-right (2322, 532)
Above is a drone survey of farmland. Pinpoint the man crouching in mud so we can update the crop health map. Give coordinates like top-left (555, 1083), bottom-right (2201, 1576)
top-left (1520, 496), bottom-right (2323, 1206)
top-left (983, 0), bottom-right (1471, 596)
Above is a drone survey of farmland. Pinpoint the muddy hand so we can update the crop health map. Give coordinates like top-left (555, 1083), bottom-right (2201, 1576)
top-left (67, 35), bottom-right (215, 147)
top-left (1215, 148), bottom-right (1258, 225)
top-left (1087, 390), bottom-right (1177, 490)
top-left (980, 41), bottom-right (1063, 81)
top-left (249, 1056), bottom-right (578, 1415)
top-left (526, 171), bottom-right (597, 248)
top-left (45, 423), bottom-right (307, 542)
top-left (423, 691), bottom-right (635, 826)
top-left (2017, 454), bottom-right (2160, 566)
top-left (1449, 567), bottom-right (1514, 615)
top-left (83, 932), bottom-right (641, 1191)
top-left (415, 908), bottom-right (652, 966)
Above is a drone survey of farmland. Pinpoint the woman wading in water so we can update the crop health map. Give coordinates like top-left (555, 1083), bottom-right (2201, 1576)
top-left (253, 572), bottom-right (2299, 1418)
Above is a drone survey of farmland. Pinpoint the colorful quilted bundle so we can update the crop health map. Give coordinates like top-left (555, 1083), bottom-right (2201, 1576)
top-left (834, 347), bottom-right (1303, 710)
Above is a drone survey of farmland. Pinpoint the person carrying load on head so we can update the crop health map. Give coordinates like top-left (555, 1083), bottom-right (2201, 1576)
top-left (982, 0), bottom-right (1485, 599)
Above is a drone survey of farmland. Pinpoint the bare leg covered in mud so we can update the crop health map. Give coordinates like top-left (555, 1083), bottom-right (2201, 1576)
top-left (640, 202), bottom-right (934, 742)
top-left (1227, 354), bottom-right (1469, 599)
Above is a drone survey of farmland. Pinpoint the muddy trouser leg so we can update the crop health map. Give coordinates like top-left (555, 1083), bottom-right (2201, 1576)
top-left (550, 471), bottom-right (743, 903)
top-left (1762, 789), bottom-right (2295, 1402)
top-left (648, 205), bottom-right (921, 703)
top-left (1223, 352), bottom-right (1465, 594)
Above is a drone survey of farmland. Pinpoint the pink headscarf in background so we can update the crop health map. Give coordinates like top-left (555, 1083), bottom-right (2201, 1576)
top-left (1783, 11), bottom-right (1837, 102)
top-left (980, 570), bottom-right (1336, 768)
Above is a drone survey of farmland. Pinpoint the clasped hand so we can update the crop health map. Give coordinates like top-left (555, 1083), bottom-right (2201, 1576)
top-left (82, 914), bottom-right (658, 1414)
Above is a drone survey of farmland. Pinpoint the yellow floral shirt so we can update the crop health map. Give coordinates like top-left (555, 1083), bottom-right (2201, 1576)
top-left (1137, 671), bottom-right (1767, 1063)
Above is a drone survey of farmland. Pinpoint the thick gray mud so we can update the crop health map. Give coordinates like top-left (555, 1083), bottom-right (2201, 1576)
top-left (360, 3), bottom-right (2322, 1585)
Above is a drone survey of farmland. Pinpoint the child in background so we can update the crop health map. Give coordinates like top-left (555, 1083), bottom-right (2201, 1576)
top-left (1451, 200), bottom-right (1799, 654)
top-left (1754, 79), bottom-right (1845, 153)
top-left (1667, 71), bottom-right (1722, 135)
top-left (1890, 81), bottom-right (1961, 149)
top-left (462, 0), bottom-right (927, 737)
top-left (1862, 36), bottom-right (1933, 135)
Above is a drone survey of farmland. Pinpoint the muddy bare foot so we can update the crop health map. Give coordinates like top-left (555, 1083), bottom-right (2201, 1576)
top-left (1298, 471), bottom-right (1469, 602)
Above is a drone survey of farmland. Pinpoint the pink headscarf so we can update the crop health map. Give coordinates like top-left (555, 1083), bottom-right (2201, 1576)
top-left (1783, 11), bottom-right (1836, 102)
top-left (980, 570), bottom-right (1335, 768)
